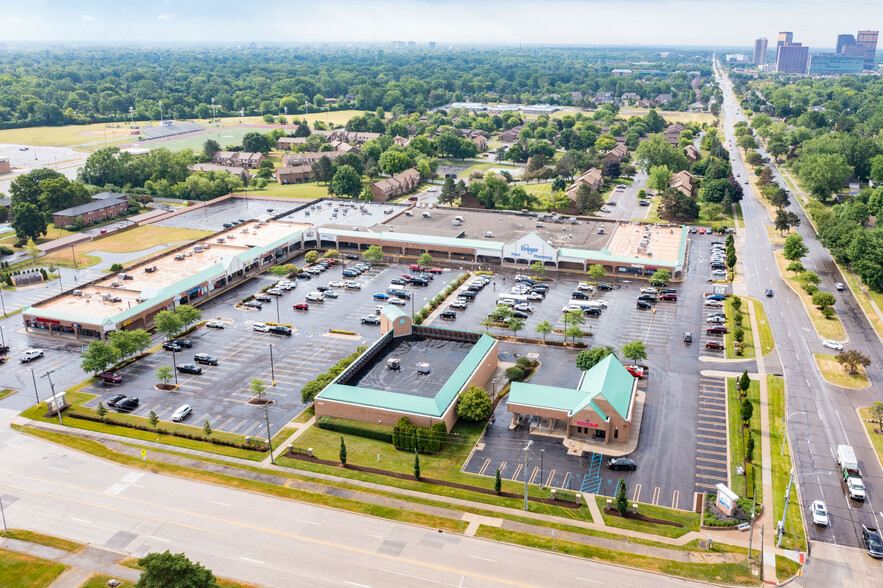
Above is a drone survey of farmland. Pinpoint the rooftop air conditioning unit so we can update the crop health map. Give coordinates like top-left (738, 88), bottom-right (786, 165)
top-left (416, 362), bottom-right (431, 374)
top-left (387, 358), bottom-right (401, 370)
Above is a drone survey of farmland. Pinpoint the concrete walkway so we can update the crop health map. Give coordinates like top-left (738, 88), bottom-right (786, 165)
top-left (0, 537), bottom-right (140, 587)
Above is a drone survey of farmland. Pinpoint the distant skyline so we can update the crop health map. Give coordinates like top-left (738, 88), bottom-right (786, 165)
top-left (3, 0), bottom-right (883, 48)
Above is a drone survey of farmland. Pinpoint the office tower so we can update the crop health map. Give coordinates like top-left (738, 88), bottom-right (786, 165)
top-left (836, 34), bottom-right (856, 54)
top-left (808, 53), bottom-right (864, 75)
top-left (754, 37), bottom-right (768, 65)
top-left (777, 43), bottom-right (809, 74)
top-left (857, 30), bottom-right (879, 69)
top-left (777, 32), bottom-right (793, 47)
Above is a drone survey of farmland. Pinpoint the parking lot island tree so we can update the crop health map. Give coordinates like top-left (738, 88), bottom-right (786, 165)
top-left (136, 550), bottom-right (218, 588)
top-left (457, 385), bottom-right (493, 421)
top-left (154, 310), bottom-right (184, 341)
top-left (322, 249), bottom-right (340, 259)
top-left (508, 317), bottom-right (525, 338)
top-left (621, 340), bottom-right (647, 365)
top-left (495, 467), bottom-right (502, 494)
top-left (413, 451), bottom-right (421, 480)
top-left (175, 305), bottom-right (202, 329)
top-left (650, 268), bottom-right (671, 286)
top-left (530, 261), bottom-right (546, 276)
top-left (535, 320), bottom-right (553, 342)
top-left (249, 378), bottom-right (268, 402)
top-left (565, 325), bottom-right (584, 344)
top-left (615, 478), bottom-right (629, 516)
top-left (587, 264), bottom-right (606, 281)
top-left (108, 330), bottom-right (138, 361)
top-left (149, 410), bottom-right (159, 430)
top-left (155, 366), bottom-right (174, 389)
top-left (304, 250), bottom-right (319, 265)
top-left (505, 366), bottom-right (525, 382)
top-left (835, 350), bottom-right (871, 375)
top-left (576, 345), bottom-right (616, 371)
top-left (418, 252), bottom-right (433, 267)
top-left (362, 245), bottom-right (384, 261)
top-left (80, 340), bottom-right (119, 374)
top-left (96, 402), bottom-right (107, 422)
top-left (739, 370), bottom-right (751, 398)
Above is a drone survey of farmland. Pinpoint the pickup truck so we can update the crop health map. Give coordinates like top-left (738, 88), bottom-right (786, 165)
top-left (837, 444), bottom-right (866, 501)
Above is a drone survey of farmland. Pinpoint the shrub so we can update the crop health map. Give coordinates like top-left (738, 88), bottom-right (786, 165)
top-left (391, 417), bottom-right (447, 453)
top-left (316, 416), bottom-right (393, 443)
top-left (734, 326), bottom-right (744, 342)
top-left (110, 262), bottom-right (124, 272)
top-left (804, 283), bottom-right (818, 295)
top-left (821, 308), bottom-right (835, 319)
top-left (733, 312), bottom-right (743, 326)
top-left (515, 356), bottom-right (532, 370)
top-left (0, 246), bottom-right (12, 255)
top-left (505, 366), bottom-right (525, 382)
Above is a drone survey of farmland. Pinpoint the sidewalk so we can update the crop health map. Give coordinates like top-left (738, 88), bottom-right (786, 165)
top-left (0, 537), bottom-right (140, 587)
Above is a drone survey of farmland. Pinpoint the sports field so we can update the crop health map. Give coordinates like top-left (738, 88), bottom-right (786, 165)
top-left (139, 126), bottom-right (268, 153)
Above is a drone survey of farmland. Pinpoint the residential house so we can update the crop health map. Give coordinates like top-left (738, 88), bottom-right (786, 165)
top-left (654, 93), bottom-right (673, 105)
top-left (52, 194), bottom-right (129, 227)
top-left (329, 140), bottom-right (359, 154)
top-left (212, 151), bottom-right (266, 169)
top-left (393, 136), bottom-right (411, 148)
top-left (189, 163), bottom-right (251, 181)
top-left (369, 168), bottom-right (421, 202)
top-left (472, 134), bottom-right (488, 152)
top-left (281, 151), bottom-right (345, 167)
top-left (565, 167), bottom-right (604, 202)
top-left (685, 145), bottom-right (700, 163)
top-left (498, 125), bottom-right (523, 143)
top-left (664, 124), bottom-right (685, 146)
top-left (635, 99), bottom-right (654, 108)
top-left (594, 91), bottom-right (614, 104)
top-left (621, 92), bottom-right (640, 104)
top-left (669, 170), bottom-right (696, 198)
top-left (602, 143), bottom-right (628, 164)
top-left (277, 137), bottom-right (308, 150)
top-left (276, 164), bottom-right (312, 184)
top-left (326, 130), bottom-right (381, 145)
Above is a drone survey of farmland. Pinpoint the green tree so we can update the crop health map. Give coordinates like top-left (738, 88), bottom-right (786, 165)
top-left (109, 331), bottom-right (138, 360)
top-left (869, 400), bottom-right (883, 432)
top-left (418, 252), bottom-right (433, 267)
top-left (812, 290), bottom-right (836, 310)
top-left (535, 320), bottom-right (553, 342)
top-left (739, 370), bottom-right (751, 396)
top-left (202, 139), bottom-right (220, 159)
top-left (741, 397), bottom-right (754, 425)
top-left (615, 478), bottom-right (629, 516)
top-left (203, 420), bottom-right (212, 438)
top-left (154, 310), bottom-right (184, 340)
top-left (439, 177), bottom-right (456, 205)
top-left (621, 340), bottom-right (647, 365)
top-left (575, 345), bottom-right (615, 371)
top-left (242, 132), bottom-right (272, 153)
top-left (635, 134), bottom-right (687, 172)
top-left (149, 410), bottom-right (159, 430)
top-left (270, 265), bottom-right (290, 279)
top-left (339, 436), bottom-right (347, 466)
top-left (783, 233), bottom-right (809, 262)
top-left (330, 165), bottom-right (362, 198)
top-left (80, 340), bottom-right (119, 374)
top-left (530, 261), bottom-right (546, 275)
top-left (136, 550), bottom-right (218, 588)
top-left (457, 385), bottom-right (493, 421)
top-left (494, 467), bottom-right (502, 494)
top-left (798, 153), bottom-right (852, 202)
top-left (322, 250), bottom-right (340, 260)
top-left (129, 329), bottom-right (152, 357)
top-left (363, 245), bottom-right (384, 261)
top-left (835, 349), bottom-right (871, 375)
top-left (659, 187), bottom-right (699, 222)
top-left (97, 402), bottom-right (107, 421)
top-left (564, 325), bottom-right (584, 344)
top-left (587, 264), bottom-right (606, 281)
top-left (155, 366), bottom-right (174, 387)
top-left (508, 317), bottom-right (525, 338)
top-left (175, 304), bottom-right (202, 329)
top-left (249, 378), bottom-right (267, 400)
top-left (746, 434), bottom-right (755, 462)
top-left (12, 204), bottom-right (49, 243)
top-left (650, 269), bottom-right (671, 286)
top-left (304, 250), bottom-right (319, 264)
top-left (505, 365), bottom-right (525, 382)
top-left (648, 165), bottom-right (673, 193)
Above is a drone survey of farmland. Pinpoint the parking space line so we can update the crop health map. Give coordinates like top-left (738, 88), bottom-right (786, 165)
top-left (672, 490), bottom-right (679, 510)
top-left (632, 483), bottom-right (641, 503)
top-left (651, 486), bottom-right (660, 506)
top-left (243, 422), bottom-right (263, 437)
top-left (499, 461), bottom-right (507, 475)
top-left (216, 417), bottom-right (233, 430)
top-left (512, 464), bottom-right (523, 481)
top-left (228, 419), bottom-right (249, 433)
top-left (478, 459), bottom-right (490, 476)
top-left (545, 469), bottom-right (556, 488)
top-left (528, 466), bottom-right (539, 485)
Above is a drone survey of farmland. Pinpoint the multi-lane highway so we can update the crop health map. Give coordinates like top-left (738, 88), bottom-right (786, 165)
top-left (715, 63), bottom-right (882, 550)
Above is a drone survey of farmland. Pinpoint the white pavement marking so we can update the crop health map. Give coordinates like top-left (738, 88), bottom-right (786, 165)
top-left (383, 569), bottom-right (450, 585)
top-left (71, 517), bottom-right (91, 524)
top-left (577, 579), bottom-right (603, 584)
top-left (210, 501), bottom-right (231, 507)
top-left (240, 557), bottom-right (265, 564)
top-left (105, 483), bottom-right (128, 496)
top-left (344, 583), bottom-right (370, 588)
top-left (148, 536), bottom-right (170, 542)
top-left (470, 555), bottom-right (495, 562)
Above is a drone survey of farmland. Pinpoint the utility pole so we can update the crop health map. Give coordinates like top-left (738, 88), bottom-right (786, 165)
top-left (747, 488), bottom-right (756, 559)
top-left (264, 404), bottom-right (274, 464)
top-left (760, 524), bottom-right (765, 583)
top-left (41, 370), bottom-right (62, 425)
top-left (523, 440), bottom-right (532, 511)
top-left (30, 368), bottom-right (39, 404)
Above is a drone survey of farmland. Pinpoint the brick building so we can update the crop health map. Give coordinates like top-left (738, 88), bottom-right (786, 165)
top-left (52, 193), bottom-right (129, 227)
top-left (212, 151), bottom-right (265, 169)
top-left (369, 168), bottom-right (421, 202)
top-left (276, 164), bottom-right (312, 184)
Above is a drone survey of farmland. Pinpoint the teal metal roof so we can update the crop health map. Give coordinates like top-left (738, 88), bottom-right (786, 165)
top-left (507, 355), bottom-right (634, 421)
top-left (321, 227), bottom-right (504, 251)
top-left (380, 305), bottom-right (408, 322)
top-left (558, 247), bottom-right (679, 268)
top-left (316, 333), bottom-right (496, 417)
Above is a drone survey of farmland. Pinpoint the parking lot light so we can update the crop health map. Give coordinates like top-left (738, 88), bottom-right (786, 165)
top-left (171, 349), bottom-right (178, 386)
top-left (268, 344), bottom-right (276, 386)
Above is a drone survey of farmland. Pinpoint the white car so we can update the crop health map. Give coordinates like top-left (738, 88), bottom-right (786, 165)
top-left (640, 287), bottom-right (658, 294)
top-left (205, 320), bottom-right (225, 329)
top-left (822, 340), bottom-right (844, 351)
top-left (306, 292), bottom-right (325, 302)
top-left (527, 292), bottom-right (544, 301)
top-left (171, 404), bottom-right (192, 422)
top-left (594, 299), bottom-right (608, 308)
top-left (344, 281), bottom-right (361, 290)
top-left (329, 280), bottom-right (345, 288)
top-left (707, 316), bottom-right (726, 324)
top-left (704, 299), bottom-right (724, 307)
top-left (811, 500), bottom-right (829, 526)
top-left (578, 282), bottom-right (594, 291)
top-left (252, 323), bottom-right (270, 332)
top-left (835, 282), bottom-right (845, 291)
top-left (514, 303), bottom-right (534, 313)
top-left (450, 300), bottom-right (467, 309)
top-left (388, 297), bottom-right (406, 306)
top-left (562, 304), bottom-right (583, 313)
top-left (278, 281), bottom-right (295, 291)
top-left (19, 348), bottom-right (44, 362)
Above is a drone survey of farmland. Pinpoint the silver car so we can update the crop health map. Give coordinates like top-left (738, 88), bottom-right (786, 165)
top-left (171, 404), bottom-right (192, 422)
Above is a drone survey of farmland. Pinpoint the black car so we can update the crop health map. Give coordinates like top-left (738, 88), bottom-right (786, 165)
top-left (297, 272), bottom-right (312, 279)
top-left (410, 278), bottom-right (429, 286)
top-left (571, 291), bottom-right (589, 300)
top-left (390, 278), bottom-right (406, 285)
top-left (584, 307), bottom-right (602, 316)
top-left (607, 457), bottom-right (637, 471)
top-left (862, 525), bottom-right (883, 558)
top-left (223, 222), bottom-right (233, 229)
top-left (162, 341), bottom-right (182, 352)
top-left (316, 285), bottom-right (330, 292)
top-left (106, 394), bottom-right (127, 407)
top-left (512, 311), bottom-right (529, 319)
top-left (394, 290), bottom-right (411, 299)
top-left (194, 353), bottom-right (219, 366)
top-left (177, 363), bottom-right (203, 375)
top-left (269, 325), bottom-right (292, 336)
top-left (637, 294), bottom-right (656, 302)
top-left (244, 300), bottom-right (263, 309)
top-left (636, 300), bottom-right (652, 310)
top-left (345, 254), bottom-right (360, 260)
top-left (598, 283), bottom-right (614, 291)
top-left (765, 289), bottom-right (774, 297)
top-left (342, 270), bottom-right (358, 277)
top-left (173, 339), bottom-right (193, 349)
top-left (116, 397), bottom-right (140, 412)
top-left (440, 310), bottom-right (457, 320)
top-left (255, 294), bottom-right (272, 302)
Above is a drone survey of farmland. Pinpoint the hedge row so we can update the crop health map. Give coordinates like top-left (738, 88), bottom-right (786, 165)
top-left (412, 272), bottom-right (470, 325)
top-left (315, 415), bottom-right (393, 443)
top-left (392, 417), bottom-right (447, 454)
top-left (301, 346), bottom-right (367, 403)
top-left (68, 411), bottom-right (267, 452)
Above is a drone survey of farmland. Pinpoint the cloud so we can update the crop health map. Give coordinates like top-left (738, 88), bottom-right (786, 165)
top-left (81, 15), bottom-right (95, 21)
top-left (157, 13), bottom-right (175, 20)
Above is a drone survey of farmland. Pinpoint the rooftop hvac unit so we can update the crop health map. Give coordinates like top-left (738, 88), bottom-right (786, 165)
top-left (110, 281), bottom-right (120, 288)
top-left (72, 290), bottom-right (83, 297)
top-left (387, 358), bottom-right (401, 370)
top-left (416, 362), bottom-right (431, 374)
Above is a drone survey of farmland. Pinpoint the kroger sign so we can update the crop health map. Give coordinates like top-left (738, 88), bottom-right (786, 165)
top-left (505, 235), bottom-right (557, 263)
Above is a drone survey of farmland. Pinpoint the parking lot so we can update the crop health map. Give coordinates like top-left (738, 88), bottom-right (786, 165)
top-left (83, 259), bottom-right (460, 435)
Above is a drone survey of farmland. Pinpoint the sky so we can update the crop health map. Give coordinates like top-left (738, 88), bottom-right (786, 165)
top-left (4, 0), bottom-right (883, 48)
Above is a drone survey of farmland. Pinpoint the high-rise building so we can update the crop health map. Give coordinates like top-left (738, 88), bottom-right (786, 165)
top-left (753, 37), bottom-right (768, 65)
top-left (808, 53), bottom-right (865, 75)
top-left (857, 30), bottom-right (879, 70)
top-left (777, 43), bottom-right (809, 74)
top-left (777, 32), bottom-right (793, 47)
top-left (836, 34), bottom-right (857, 54)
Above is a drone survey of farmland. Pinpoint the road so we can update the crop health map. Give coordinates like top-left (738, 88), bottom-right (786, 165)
top-left (715, 63), bottom-right (882, 550)
top-left (0, 408), bottom-right (702, 588)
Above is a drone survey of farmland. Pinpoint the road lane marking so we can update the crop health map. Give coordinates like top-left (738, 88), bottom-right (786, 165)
top-left (383, 569), bottom-right (450, 585)
top-left (471, 556), bottom-right (496, 562)
top-left (72, 517), bottom-right (91, 524)
top-left (149, 536), bottom-right (169, 542)
top-left (240, 557), bottom-right (264, 564)
top-left (210, 501), bottom-right (230, 507)
top-left (344, 582), bottom-right (370, 588)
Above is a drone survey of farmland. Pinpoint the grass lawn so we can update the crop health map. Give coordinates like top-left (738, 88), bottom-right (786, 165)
top-left (773, 250), bottom-right (846, 340)
top-left (768, 375), bottom-right (806, 553)
top-left (764, 226), bottom-right (787, 247)
top-left (839, 267), bottom-right (883, 338)
top-left (592, 496), bottom-right (699, 538)
top-left (456, 161), bottom-right (517, 178)
top-left (776, 555), bottom-right (801, 583)
top-left (80, 575), bottom-right (136, 588)
top-left (813, 354), bottom-right (869, 389)
top-left (476, 526), bottom-right (756, 586)
top-left (235, 182), bottom-right (328, 200)
top-left (726, 378), bottom-right (762, 503)
top-left (116, 558), bottom-right (263, 587)
top-left (222, 110), bottom-right (374, 127)
top-left (724, 296), bottom-right (754, 360)
top-left (0, 224), bottom-right (73, 249)
top-left (144, 126), bottom-right (270, 153)
top-left (522, 182), bottom-right (554, 199)
top-left (859, 406), bottom-right (883, 468)
top-left (616, 109), bottom-right (716, 125)
top-left (0, 122), bottom-right (141, 148)
top-left (293, 405), bottom-right (315, 423)
top-left (751, 299), bottom-right (775, 356)
top-left (0, 551), bottom-right (67, 588)
top-left (0, 388), bottom-right (15, 401)
top-left (40, 226), bottom-right (212, 267)
top-left (1, 529), bottom-right (83, 552)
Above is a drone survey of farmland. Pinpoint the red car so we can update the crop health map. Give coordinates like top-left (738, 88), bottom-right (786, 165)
top-left (625, 366), bottom-right (645, 379)
top-left (293, 303), bottom-right (309, 311)
top-left (660, 293), bottom-right (678, 301)
top-left (706, 326), bottom-right (728, 335)
top-left (401, 274), bottom-right (413, 281)
top-left (428, 267), bottom-right (443, 274)
top-left (409, 264), bottom-right (425, 271)
top-left (99, 371), bottom-right (122, 384)
top-left (705, 341), bottom-right (724, 350)
top-left (698, 227), bottom-right (706, 234)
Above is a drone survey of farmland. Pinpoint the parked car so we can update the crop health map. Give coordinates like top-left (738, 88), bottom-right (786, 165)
top-left (388, 297), bottom-right (406, 306)
top-left (639, 200), bottom-right (650, 206)
top-left (361, 315), bottom-right (381, 325)
top-left (99, 371), bottom-right (122, 384)
top-left (706, 326), bottom-right (728, 335)
top-left (344, 281), bottom-right (361, 290)
top-left (514, 303), bottom-right (534, 313)
top-left (173, 339), bottom-right (193, 349)
top-left (293, 303), bottom-right (309, 311)
top-left (683, 332), bottom-right (693, 343)
top-left (637, 294), bottom-right (656, 302)
top-left (707, 316), bottom-right (726, 324)
top-left (177, 363), bottom-right (203, 375)
top-left (636, 300), bottom-right (652, 310)
top-left (571, 291), bottom-right (589, 300)
top-left (450, 300), bottom-right (468, 309)
top-left (440, 310), bottom-right (457, 320)
top-left (598, 283), bottom-right (614, 291)
top-left (511, 311), bottom-right (529, 319)
top-left (106, 394), bottom-right (127, 407)
top-left (527, 292), bottom-right (544, 301)
top-left (206, 320), bottom-right (225, 329)
top-left (373, 292), bottom-right (389, 300)
top-left (194, 353), bottom-right (219, 366)
top-left (390, 278), bottom-right (406, 285)
top-left (811, 500), bottom-right (829, 526)
top-left (705, 340), bottom-right (724, 350)
top-left (862, 525), bottom-right (883, 558)
top-left (329, 280), bottom-right (345, 288)
top-left (625, 366), bottom-right (645, 379)
top-left (584, 307), bottom-right (602, 316)
top-left (324, 290), bottom-right (339, 298)
top-left (578, 282), bottom-right (594, 291)
top-left (19, 348), bottom-right (44, 362)
top-left (252, 323), bottom-right (270, 333)
top-left (306, 292), bottom-right (325, 301)
top-left (660, 293), bottom-right (678, 301)
top-left (162, 342), bottom-right (182, 352)
top-left (269, 325), bottom-right (292, 336)
top-left (704, 299), bottom-right (724, 307)
top-left (171, 404), bottom-right (193, 422)
top-left (822, 340), bottom-right (843, 351)
top-left (707, 294), bottom-right (726, 301)
top-left (607, 457), bottom-right (637, 471)
top-left (115, 397), bottom-right (140, 412)
top-left (255, 294), bottom-right (272, 303)
top-left (244, 300), bottom-right (263, 309)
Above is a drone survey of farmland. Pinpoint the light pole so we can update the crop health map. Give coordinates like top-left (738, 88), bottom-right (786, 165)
top-left (171, 349), bottom-right (178, 387)
top-left (30, 368), bottom-right (39, 404)
top-left (264, 404), bottom-right (274, 464)
top-left (777, 468), bottom-right (831, 547)
top-left (781, 411), bottom-right (807, 455)
top-left (70, 244), bottom-right (78, 270)
top-left (0, 473), bottom-right (10, 532)
top-left (540, 448), bottom-right (545, 489)
top-left (41, 370), bottom-right (62, 425)
top-left (523, 440), bottom-right (532, 510)
top-left (0, 285), bottom-right (6, 316)
top-left (0, 325), bottom-right (5, 350)
top-left (275, 296), bottom-right (281, 324)
top-left (268, 344), bottom-right (276, 386)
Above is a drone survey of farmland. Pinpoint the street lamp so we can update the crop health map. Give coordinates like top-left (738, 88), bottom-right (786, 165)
top-left (777, 468), bottom-right (831, 547)
top-left (0, 285), bottom-right (6, 316)
top-left (268, 343), bottom-right (276, 387)
top-left (781, 411), bottom-right (807, 455)
top-left (29, 368), bottom-right (39, 405)
top-left (171, 349), bottom-right (178, 387)
top-left (275, 296), bottom-right (281, 324)
top-left (70, 244), bottom-right (78, 270)
top-left (540, 448), bottom-right (545, 489)
top-left (264, 404), bottom-right (274, 465)
top-left (0, 325), bottom-right (5, 351)
top-left (0, 473), bottom-right (10, 532)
